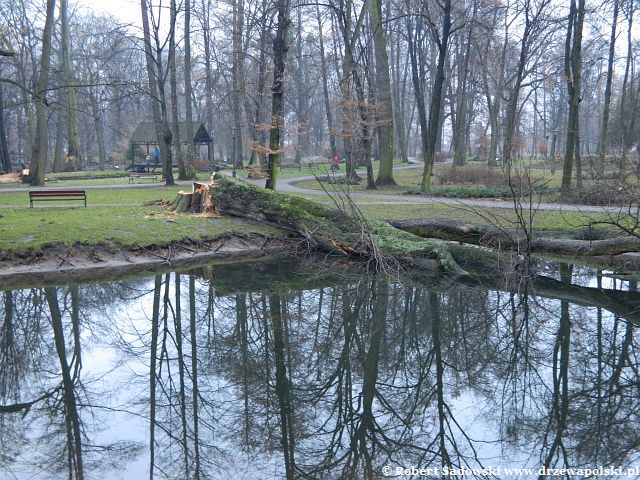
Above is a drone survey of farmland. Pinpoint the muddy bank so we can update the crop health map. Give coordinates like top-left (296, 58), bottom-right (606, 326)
top-left (0, 233), bottom-right (297, 290)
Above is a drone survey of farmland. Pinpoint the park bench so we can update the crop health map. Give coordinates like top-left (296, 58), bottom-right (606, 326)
top-left (128, 173), bottom-right (159, 183)
top-left (29, 189), bottom-right (87, 208)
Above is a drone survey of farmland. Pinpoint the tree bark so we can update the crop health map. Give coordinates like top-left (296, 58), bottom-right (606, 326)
top-left (140, 0), bottom-right (174, 185)
top-left (183, 0), bottom-right (196, 177)
top-left (369, 0), bottom-right (395, 186)
top-left (0, 74), bottom-right (10, 173)
top-left (561, 0), bottom-right (586, 194)
top-left (265, 0), bottom-right (291, 190)
top-left (316, 5), bottom-right (337, 158)
top-left (391, 217), bottom-right (640, 257)
top-left (60, 0), bottom-right (81, 171)
top-left (421, 0), bottom-right (451, 192)
top-left (597, 0), bottom-right (619, 177)
top-left (29, 0), bottom-right (57, 186)
top-left (169, 0), bottom-right (185, 179)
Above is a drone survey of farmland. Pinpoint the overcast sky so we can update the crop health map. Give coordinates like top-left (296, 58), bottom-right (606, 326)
top-left (77, 0), bottom-right (141, 24)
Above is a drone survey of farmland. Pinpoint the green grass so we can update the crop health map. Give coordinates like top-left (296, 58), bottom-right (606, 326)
top-left (0, 185), bottom-right (188, 207)
top-left (0, 204), bottom-right (280, 254)
top-left (0, 164), bottom-right (629, 257)
top-left (0, 183), bottom-right (281, 254)
top-left (294, 163), bottom-right (565, 197)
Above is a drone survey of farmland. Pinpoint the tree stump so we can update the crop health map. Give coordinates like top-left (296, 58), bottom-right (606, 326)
top-left (169, 181), bottom-right (217, 213)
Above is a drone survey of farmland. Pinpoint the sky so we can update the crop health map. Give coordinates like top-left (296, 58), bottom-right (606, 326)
top-left (77, 0), bottom-right (141, 24)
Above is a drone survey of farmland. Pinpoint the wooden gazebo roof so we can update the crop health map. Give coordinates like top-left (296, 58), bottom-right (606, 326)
top-left (131, 122), bottom-right (212, 145)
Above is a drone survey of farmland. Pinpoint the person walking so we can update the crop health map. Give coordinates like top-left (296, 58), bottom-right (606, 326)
top-left (331, 153), bottom-right (340, 172)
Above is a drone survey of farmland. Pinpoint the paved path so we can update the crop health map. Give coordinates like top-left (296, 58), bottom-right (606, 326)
top-left (0, 169), bottom-right (624, 214)
top-left (248, 171), bottom-right (622, 214)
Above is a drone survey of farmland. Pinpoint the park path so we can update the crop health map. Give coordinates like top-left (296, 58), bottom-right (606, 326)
top-left (0, 167), bottom-right (624, 214)
top-left (247, 171), bottom-right (622, 214)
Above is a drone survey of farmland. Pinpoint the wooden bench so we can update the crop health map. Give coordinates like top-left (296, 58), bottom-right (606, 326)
top-left (128, 173), bottom-right (158, 183)
top-left (29, 189), bottom-right (87, 208)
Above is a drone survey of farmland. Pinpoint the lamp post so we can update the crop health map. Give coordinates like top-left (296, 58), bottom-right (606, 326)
top-left (231, 127), bottom-right (237, 178)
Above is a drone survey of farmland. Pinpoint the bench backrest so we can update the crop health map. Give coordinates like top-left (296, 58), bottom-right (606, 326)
top-left (29, 190), bottom-right (86, 197)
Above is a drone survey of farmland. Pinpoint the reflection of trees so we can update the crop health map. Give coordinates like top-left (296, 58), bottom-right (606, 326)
top-left (2, 261), bottom-right (640, 478)
top-left (148, 273), bottom-right (207, 479)
top-left (563, 277), bottom-right (640, 470)
top-left (538, 265), bottom-right (572, 474)
top-left (0, 286), bottom-right (140, 479)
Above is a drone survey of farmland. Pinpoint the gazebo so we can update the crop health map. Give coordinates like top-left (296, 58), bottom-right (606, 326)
top-left (128, 121), bottom-right (213, 172)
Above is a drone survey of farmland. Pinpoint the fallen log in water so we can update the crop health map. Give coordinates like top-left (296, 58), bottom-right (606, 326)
top-left (391, 218), bottom-right (640, 256)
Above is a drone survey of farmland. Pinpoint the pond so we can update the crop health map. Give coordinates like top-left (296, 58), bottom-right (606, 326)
top-left (1, 256), bottom-right (639, 479)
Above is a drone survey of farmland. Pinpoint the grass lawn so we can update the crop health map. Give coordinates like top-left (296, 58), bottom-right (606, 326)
top-left (0, 185), bottom-right (187, 207)
top-left (0, 185), bottom-right (281, 254)
top-left (0, 165), bottom-right (628, 256)
top-left (294, 163), bottom-right (566, 199)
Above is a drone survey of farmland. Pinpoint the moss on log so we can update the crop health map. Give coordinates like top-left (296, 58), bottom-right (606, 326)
top-left (391, 218), bottom-right (640, 256)
top-left (208, 177), bottom-right (465, 274)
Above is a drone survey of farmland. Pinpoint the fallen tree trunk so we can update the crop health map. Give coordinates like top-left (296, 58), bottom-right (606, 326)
top-left (391, 218), bottom-right (640, 256)
top-left (205, 177), bottom-right (466, 273)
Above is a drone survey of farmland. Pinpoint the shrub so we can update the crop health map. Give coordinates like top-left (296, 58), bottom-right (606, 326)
top-left (405, 186), bottom-right (513, 198)
top-left (565, 182), bottom-right (637, 206)
top-left (437, 167), bottom-right (506, 188)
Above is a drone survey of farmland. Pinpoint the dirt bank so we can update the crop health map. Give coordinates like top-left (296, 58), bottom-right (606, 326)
top-left (0, 233), bottom-right (295, 290)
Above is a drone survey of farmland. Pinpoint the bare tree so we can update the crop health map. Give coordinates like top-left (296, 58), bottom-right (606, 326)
top-left (29, 0), bottom-right (57, 186)
top-left (561, 0), bottom-right (586, 194)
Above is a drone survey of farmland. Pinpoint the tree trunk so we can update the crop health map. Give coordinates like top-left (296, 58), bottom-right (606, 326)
top-left (89, 91), bottom-right (106, 170)
top-left (183, 0), bottom-right (196, 177)
top-left (29, 0), bottom-right (57, 186)
top-left (265, 0), bottom-right (291, 190)
top-left (316, 6), bottom-right (336, 157)
top-left (53, 105), bottom-right (65, 173)
top-left (293, 8), bottom-right (309, 162)
top-left (453, 6), bottom-right (476, 166)
top-left (140, 0), bottom-right (174, 186)
top-left (561, 0), bottom-right (586, 195)
top-left (0, 75), bottom-right (10, 173)
top-left (204, 177), bottom-right (464, 273)
top-left (421, 0), bottom-right (451, 192)
top-left (232, 0), bottom-right (244, 171)
top-left (391, 217), bottom-right (640, 257)
top-left (408, 17), bottom-right (431, 180)
top-left (597, 0), bottom-right (619, 176)
top-left (370, 0), bottom-right (395, 186)
top-left (202, 0), bottom-right (215, 169)
top-left (61, 0), bottom-right (82, 171)
top-left (169, 0), bottom-right (186, 180)
top-left (619, 3), bottom-right (634, 171)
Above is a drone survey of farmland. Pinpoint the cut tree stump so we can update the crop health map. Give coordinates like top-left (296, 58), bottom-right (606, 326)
top-left (169, 181), bottom-right (216, 213)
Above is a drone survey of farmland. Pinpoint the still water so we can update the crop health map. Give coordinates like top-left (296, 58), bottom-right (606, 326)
top-left (1, 257), bottom-right (639, 479)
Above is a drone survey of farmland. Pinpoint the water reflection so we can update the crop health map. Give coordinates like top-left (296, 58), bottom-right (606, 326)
top-left (1, 259), bottom-right (639, 479)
